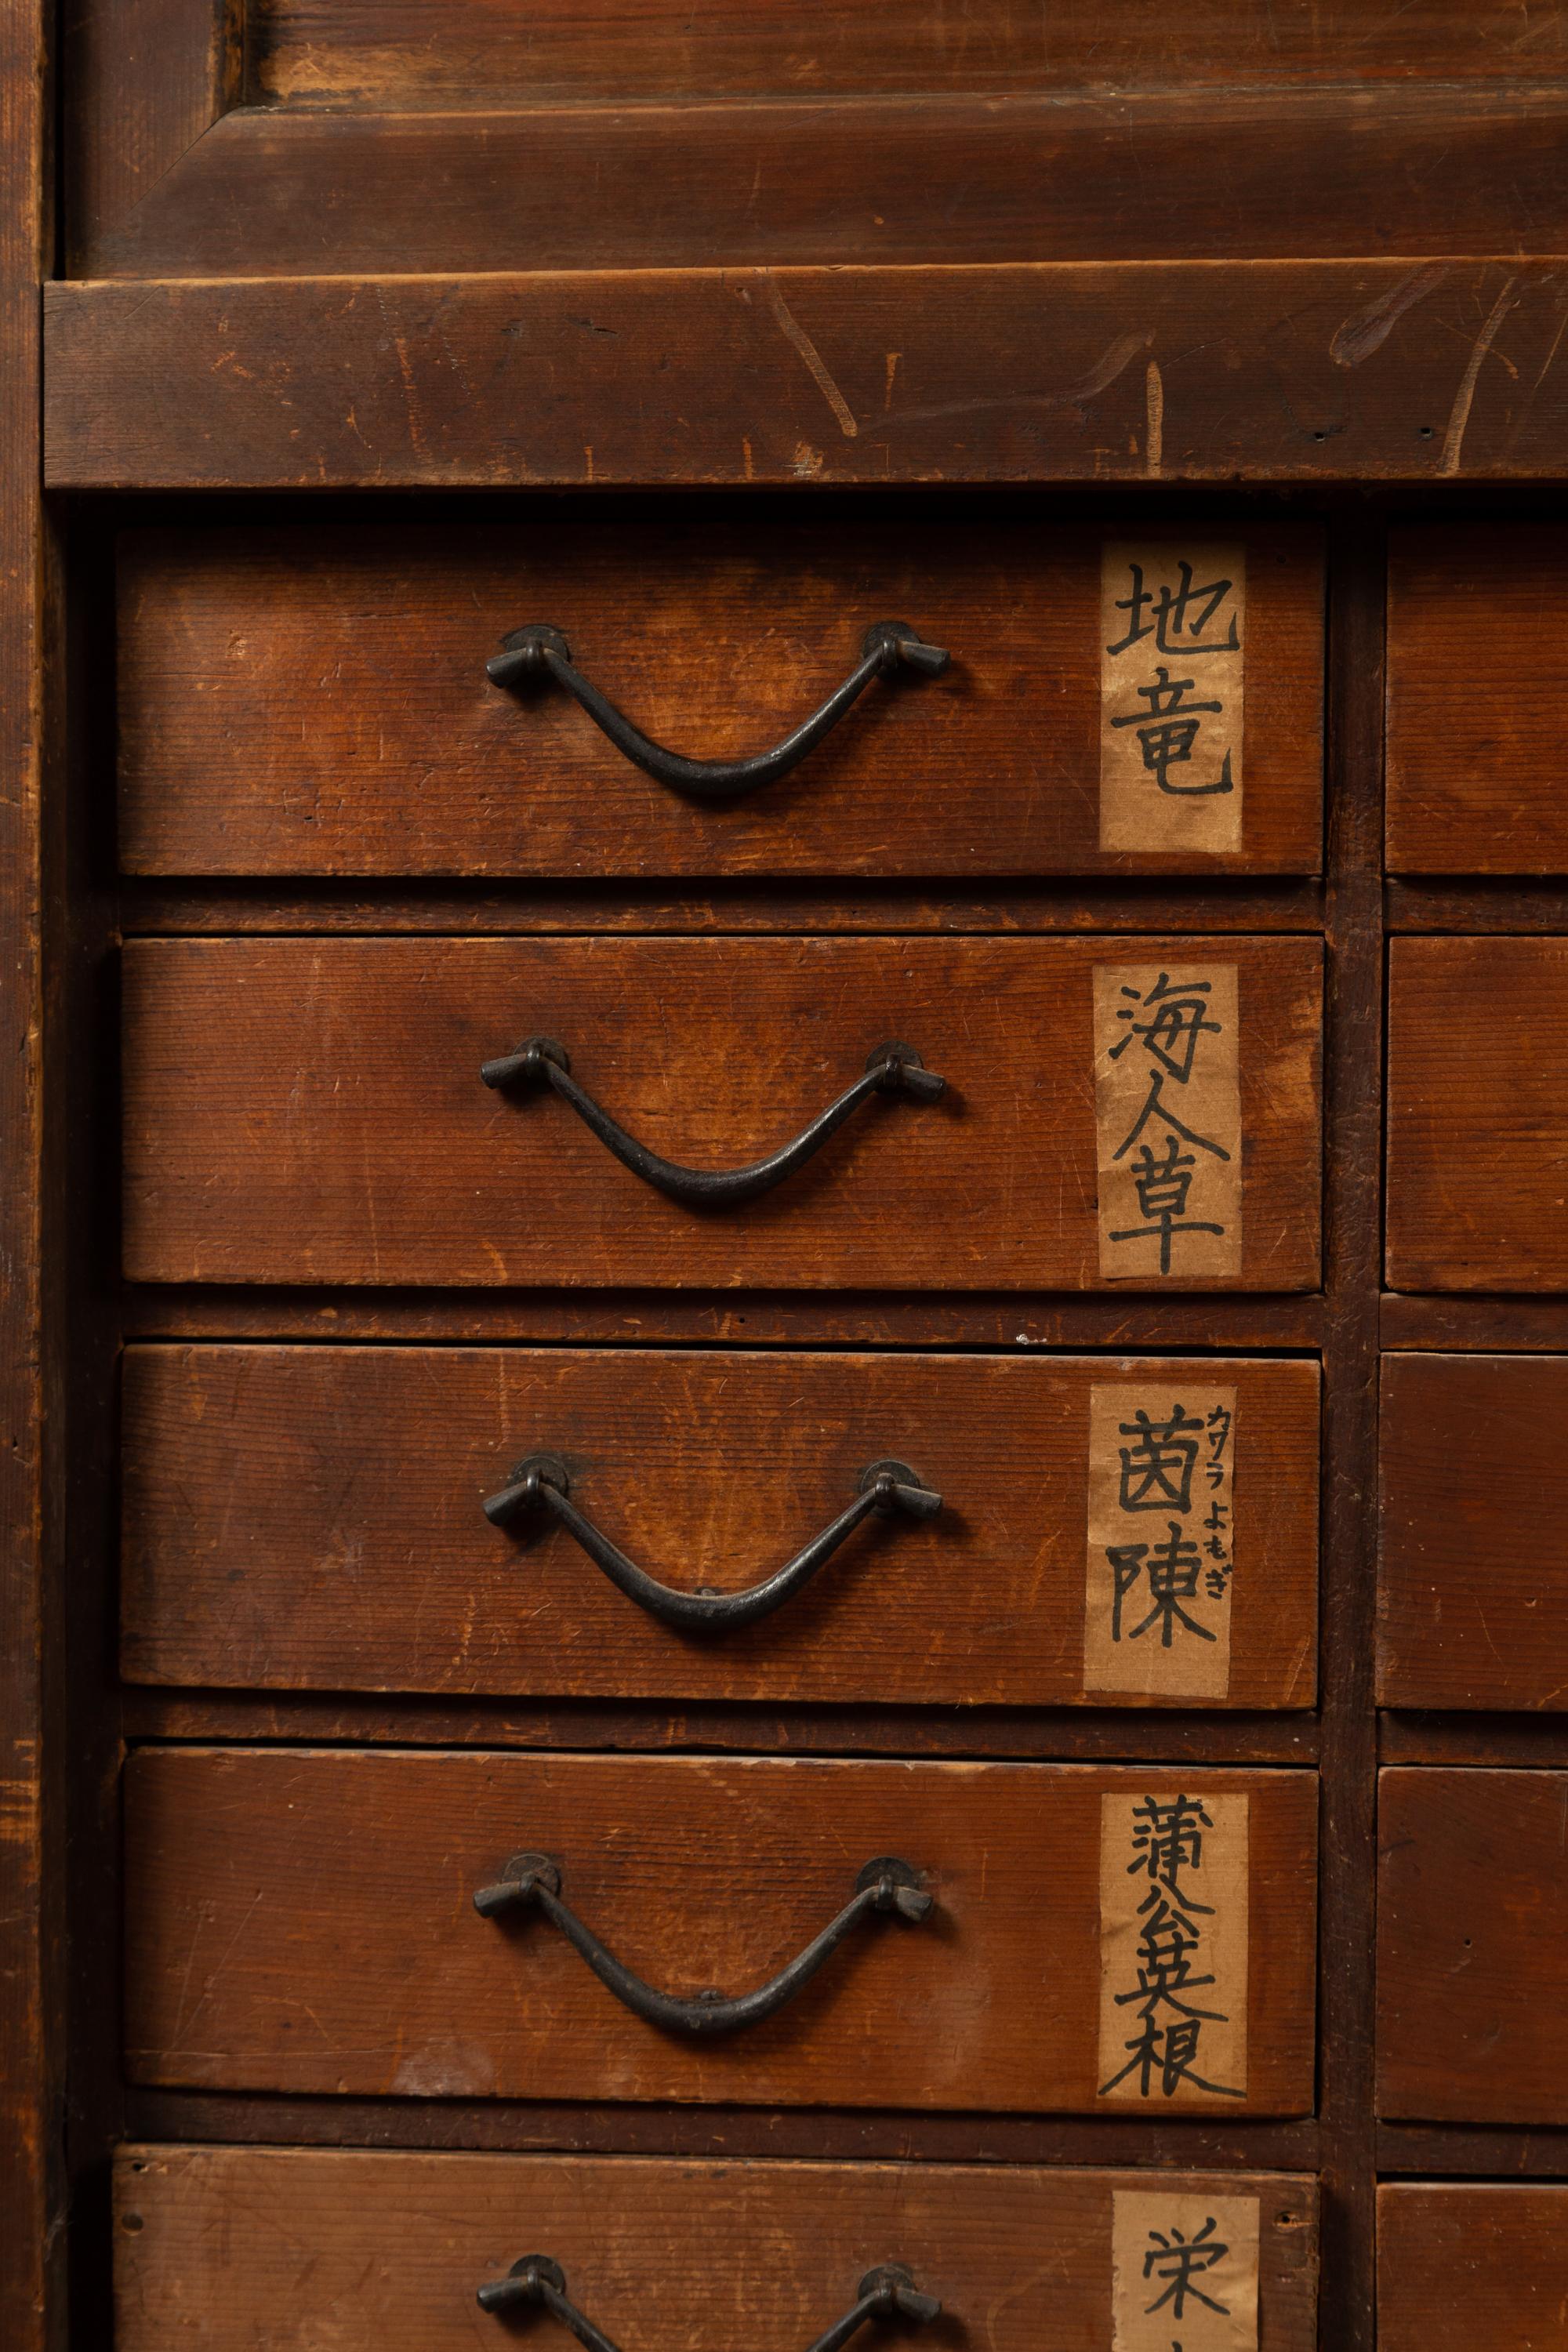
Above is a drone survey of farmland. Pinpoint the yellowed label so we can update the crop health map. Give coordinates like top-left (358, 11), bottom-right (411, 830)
top-left (1094, 964), bottom-right (1243, 1283)
top-left (1083, 1385), bottom-right (1237, 1700)
top-left (1098, 1791), bottom-right (1249, 2106)
top-left (1101, 543), bottom-right (1245, 855)
top-left (1112, 2190), bottom-right (1261, 2350)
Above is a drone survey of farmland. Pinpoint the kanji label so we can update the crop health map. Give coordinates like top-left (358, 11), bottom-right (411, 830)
top-left (1111, 2190), bottom-right (1261, 2351)
top-left (1094, 964), bottom-right (1243, 1282)
top-left (1098, 1791), bottom-right (1249, 2107)
top-left (1083, 1384), bottom-right (1238, 1700)
top-left (1100, 543), bottom-right (1245, 855)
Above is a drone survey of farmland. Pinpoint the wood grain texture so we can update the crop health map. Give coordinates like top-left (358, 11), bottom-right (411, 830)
top-left (1379, 1352), bottom-right (1568, 1709)
top-left (124, 1749), bottom-right (1319, 2113)
top-left (1386, 937), bottom-right (1568, 1291)
top-left (115, 519), bottom-right (1325, 880)
top-left (1388, 524), bottom-right (1568, 874)
top-left (1379, 2183), bottom-right (1568, 2350)
top-left (65, 0), bottom-right (237, 260)
top-left (121, 1345), bottom-right (1319, 1707)
top-left (121, 935), bottom-right (1323, 1291)
top-left (45, 262), bottom-right (1568, 490)
top-left (1377, 1768), bottom-right (1568, 2125)
top-left (252, 0), bottom-right (1568, 103)
top-left (70, 89), bottom-right (1568, 279)
top-left (113, 2146), bottom-right (1320, 2351)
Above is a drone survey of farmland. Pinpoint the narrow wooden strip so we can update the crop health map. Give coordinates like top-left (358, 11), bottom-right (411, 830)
top-left (45, 260), bottom-right (1568, 488)
top-left (1381, 1293), bottom-right (1568, 1348)
top-left (1376, 2123), bottom-right (1568, 2175)
top-left (1379, 1712), bottom-right (1568, 1766)
top-left (73, 89), bottom-right (1568, 278)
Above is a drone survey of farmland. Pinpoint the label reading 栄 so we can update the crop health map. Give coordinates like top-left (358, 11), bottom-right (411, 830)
top-left (1111, 2190), bottom-right (1261, 2351)
top-left (1101, 542), bottom-right (1245, 855)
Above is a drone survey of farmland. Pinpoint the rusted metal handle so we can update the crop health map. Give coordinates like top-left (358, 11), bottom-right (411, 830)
top-left (477, 2255), bottom-right (941, 2351)
top-left (480, 1037), bottom-right (945, 1209)
top-left (483, 1454), bottom-right (942, 1634)
top-left (472, 1854), bottom-right (934, 2036)
top-left (485, 620), bottom-right (950, 797)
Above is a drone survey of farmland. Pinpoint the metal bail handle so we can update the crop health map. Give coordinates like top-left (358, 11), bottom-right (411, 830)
top-left (479, 1038), bottom-right (946, 1210)
top-left (482, 1454), bottom-right (943, 1635)
top-left (485, 619), bottom-right (951, 798)
top-left (476, 2255), bottom-right (942, 2351)
top-left (471, 1853), bottom-right (935, 2035)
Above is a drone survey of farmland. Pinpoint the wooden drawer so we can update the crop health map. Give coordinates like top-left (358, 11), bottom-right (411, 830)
top-left (122, 1345), bottom-right (1319, 1708)
top-left (1380, 2184), bottom-right (1568, 2352)
top-left (125, 1751), bottom-right (1318, 2114)
top-left (115, 2147), bottom-right (1320, 2350)
top-left (122, 935), bottom-right (1323, 1290)
top-left (1377, 1768), bottom-right (1568, 2125)
top-left (1388, 524), bottom-right (1568, 874)
top-left (1379, 1353), bottom-right (1568, 1709)
top-left (117, 520), bottom-right (1324, 879)
top-left (1387, 937), bottom-right (1568, 1291)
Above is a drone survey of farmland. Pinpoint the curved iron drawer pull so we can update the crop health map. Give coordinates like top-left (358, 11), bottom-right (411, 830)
top-left (480, 1036), bottom-right (945, 1210)
top-left (485, 619), bottom-right (950, 799)
top-left (472, 1853), bottom-right (934, 2036)
top-left (483, 1453), bottom-right (942, 1635)
top-left (477, 2254), bottom-right (941, 2352)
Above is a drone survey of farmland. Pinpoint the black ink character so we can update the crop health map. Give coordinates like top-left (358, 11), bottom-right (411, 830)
top-left (1117, 1403), bottom-right (1205, 1515)
top-left (1109, 973), bottom-right (1223, 1084)
top-left (1127, 1792), bottom-right (1214, 1901)
top-left (1142, 2217), bottom-right (1232, 2321)
top-left (1109, 667), bottom-right (1235, 797)
top-left (1106, 559), bottom-right (1240, 661)
top-left (1106, 1523), bottom-right (1216, 1646)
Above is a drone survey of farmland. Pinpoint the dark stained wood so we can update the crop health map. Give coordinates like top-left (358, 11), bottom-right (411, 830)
top-left (1381, 1293), bottom-right (1568, 1349)
top-left (1379, 1714), bottom-right (1568, 1766)
top-left (116, 520), bottom-right (1325, 880)
top-left (1379, 1353), bottom-right (1568, 1709)
top-left (127, 2087), bottom-right (1324, 2169)
top-left (1388, 525), bottom-right (1568, 874)
top-left (114, 2146), bottom-right (1320, 2351)
top-left (1377, 1767), bottom-right (1568, 2125)
top-left (71, 89), bottom-right (1568, 279)
top-left (0, 1), bottom-right (54, 2347)
top-left (122, 1345), bottom-right (1319, 1708)
top-left (252, 0), bottom-right (1568, 103)
top-left (1387, 937), bottom-right (1568, 1292)
top-left (65, 0), bottom-right (238, 267)
top-left (1379, 2183), bottom-right (1568, 2350)
top-left (45, 262), bottom-right (1568, 491)
top-left (124, 1748), bottom-right (1319, 2113)
top-left (121, 935), bottom-right (1323, 1292)
top-left (120, 1687), bottom-right (1322, 1765)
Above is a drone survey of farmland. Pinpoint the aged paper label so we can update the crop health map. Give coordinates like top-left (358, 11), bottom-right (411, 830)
top-left (1083, 1385), bottom-right (1237, 1700)
top-left (1094, 964), bottom-right (1243, 1283)
top-left (1100, 542), bottom-right (1245, 855)
top-left (1112, 2190), bottom-right (1261, 2351)
top-left (1098, 1790), bottom-right (1249, 2107)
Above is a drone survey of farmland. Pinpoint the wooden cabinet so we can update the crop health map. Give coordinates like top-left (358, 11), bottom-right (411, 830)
top-left (116, 2148), bottom-right (1322, 2351)
top-left (1379, 2184), bottom-right (1568, 2352)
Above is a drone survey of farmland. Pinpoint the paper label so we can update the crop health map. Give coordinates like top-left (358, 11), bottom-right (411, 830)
top-left (1098, 1790), bottom-right (1249, 2106)
top-left (1101, 543), bottom-right (1245, 855)
top-left (1094, 964), bottom-right (1243, 1283)
top-left (1112, 2190), bottom-right (1261, 2350)
top-left (1083, 1385), bottom-right (1237, 1699)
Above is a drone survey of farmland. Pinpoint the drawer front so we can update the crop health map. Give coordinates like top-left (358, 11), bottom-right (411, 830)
top-left (116, 2147), bottom-right (1320, 2351)
top-left (125, 1751), bottom-right (1319, 2113)
top-left (1377, 1769), bottom-right (1568, 2125)
top-left (122, 1345), bottom-right (1319, 1708)
top-left (1387, 937), bottom-right (1568, 1291)
top-left (118, 521), bottom-right (1324, 878)
top-left (1379, 1353), bottom-right (1567, 1709)
top-left (1380, 2185), bottom-right (1568, 2352)
top-left (1388, 525), bottom-right (1568, 874)
top-left (122, 936), bottom-right (1323, 1290)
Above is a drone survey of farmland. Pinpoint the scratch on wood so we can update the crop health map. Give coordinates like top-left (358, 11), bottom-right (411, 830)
top-left (884, 351), bottom-right (900, 410)
top-left (1441, 276), bottom-right (1520, 475)
top-left (1145, 360), bottom-right (1164, 476)
top-left (760, 274), bottom-right (858, 439)
top-left (1330, 265), bottom-right (1449, 368)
